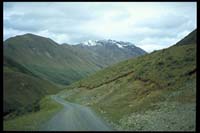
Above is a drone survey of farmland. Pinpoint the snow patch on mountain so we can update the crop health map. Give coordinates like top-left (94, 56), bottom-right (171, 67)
top-left (81, 39), bottom-right (135, 49)
top-left (115, 42), bottom-right (124, 48)
top-left (82, 40), bottom-right (99, 46)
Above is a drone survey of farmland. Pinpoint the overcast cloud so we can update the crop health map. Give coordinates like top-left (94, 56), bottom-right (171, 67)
top-left (3, 2), bottom-right (196, 52)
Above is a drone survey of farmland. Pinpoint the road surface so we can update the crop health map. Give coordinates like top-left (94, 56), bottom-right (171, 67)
top-left (39, 95), bottom-right (113, 131)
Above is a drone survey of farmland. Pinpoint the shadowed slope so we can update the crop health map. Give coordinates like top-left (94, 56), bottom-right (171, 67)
top-left (3, 56), bottom-right (61, 119)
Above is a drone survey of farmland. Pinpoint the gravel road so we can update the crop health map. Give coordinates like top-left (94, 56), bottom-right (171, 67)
top-left (39, 95), bottom-right (113, 131)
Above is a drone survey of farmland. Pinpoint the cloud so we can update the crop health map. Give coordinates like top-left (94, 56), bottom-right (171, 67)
top-left (138, 44), bottom-right (170, 53)
top-left (137, 37), bottom-right (178, 52)
top-left (3, 2), bottom-right (197, 52)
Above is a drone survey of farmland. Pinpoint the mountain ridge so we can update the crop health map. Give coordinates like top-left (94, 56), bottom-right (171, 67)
top-left (175, 29), bottom-right (196, 46)
top-left (4, 34), bottom-right (146, 85)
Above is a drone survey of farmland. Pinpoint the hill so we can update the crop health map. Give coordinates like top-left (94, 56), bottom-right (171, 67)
top-left (3, 56), bottom-right (61, 119)
top-left (59, 29), bottom-right (196, 131)
top-left (175, 29), bottom-right (196, 45)
top-left (4, 34), bottom-right (146, 85)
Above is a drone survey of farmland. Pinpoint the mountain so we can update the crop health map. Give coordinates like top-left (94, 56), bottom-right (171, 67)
top-left (59, 29), bottom-right (196, 131)
top-left (3, 56), bottom-right (61, 119)
top-left (3, 34), bottom-right (100, 85)
top-left (75, 39), bottom-right (146, 67)
top-left (4, 34), bottom-right (146, 85)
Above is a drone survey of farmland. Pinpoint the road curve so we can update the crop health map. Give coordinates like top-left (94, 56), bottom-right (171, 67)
top-left (39, 95), bottom-right (113, 131)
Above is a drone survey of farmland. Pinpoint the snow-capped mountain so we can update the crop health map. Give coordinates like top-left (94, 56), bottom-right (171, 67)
top-left (82, 40), bottom-right (99, 46)
top-left (81, 39), bottom-right (137, 49)
top-left (76, 39), bottom-right (146, 67)
top-left (4, 33), bottom-right (147, 86)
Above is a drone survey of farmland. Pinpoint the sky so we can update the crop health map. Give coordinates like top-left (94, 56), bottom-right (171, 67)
top-left (3, 2), bottom-right (196, 52)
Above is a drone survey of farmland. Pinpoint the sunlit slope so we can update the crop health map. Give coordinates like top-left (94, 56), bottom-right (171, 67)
top-left (60, 30), bottom-right (196, 131)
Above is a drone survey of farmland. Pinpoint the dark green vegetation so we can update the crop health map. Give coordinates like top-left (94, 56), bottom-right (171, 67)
top-left (4, 96), bottom-right (62, 131)
top-left (59, 29), bottom-right (196, 131)
top-left (4, 34), bottom-right (146, 85)
top-left (3, 56), bottom-right (62, 120)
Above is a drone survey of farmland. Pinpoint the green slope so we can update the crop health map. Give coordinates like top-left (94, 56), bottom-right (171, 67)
top-left (3, 34), bottom-right (100, 85)
top-left (3, 56), bottom-right (62, 119)
top-left (59, 30), bottom-right (196, 131)
top-left (176, 29), bottom-right (196, 46)
top-left (4, 56), bottom-right (36, 76)
top-left (4, 96), bottom-right (62, 131)
top-left (4, 34), bottom-right (146, 85)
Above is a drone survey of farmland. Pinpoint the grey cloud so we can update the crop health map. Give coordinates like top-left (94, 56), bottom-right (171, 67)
top-left (136, 14), bottom-right (189, 29)
top-left (3, 2), bottom-right (197, 52)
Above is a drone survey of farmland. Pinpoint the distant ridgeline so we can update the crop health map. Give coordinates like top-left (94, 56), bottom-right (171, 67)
top-left (175, 29), bottom-right (196, 46)
top-left (4, 34), bottom-right (146, 85)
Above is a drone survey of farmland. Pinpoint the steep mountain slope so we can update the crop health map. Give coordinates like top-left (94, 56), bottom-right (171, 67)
top-left (59, 30), bottom-right (196, 131)
top-left (4, 34), bottom-right (146, 85)
top-left (3, 34), bottom-right (100, 85)
top-left (176, 29), bottom-right (196, 45)
top-left (3, 56), bottom-right (61, 119)
top-left (74, 39), bottom-right (146, 67)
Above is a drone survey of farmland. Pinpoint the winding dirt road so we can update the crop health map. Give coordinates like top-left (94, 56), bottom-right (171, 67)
top-left (39, 95), bottom-right (113, 131)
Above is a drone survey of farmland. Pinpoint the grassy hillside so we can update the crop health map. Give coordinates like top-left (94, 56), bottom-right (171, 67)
top-left (59, 31), bottom-right (196, 131)
top-left (3, 34), bottom-right (100, 85)
top-left (3, 56), bottom-right (62, 119)
top-left (176, 29), bottom-right (196, 46)
top-left (4, 96), bottom-right (62, 131)
top-left (4, 34), bottom-right (146, 85)
top-left (4, 56), bottom-right (38, 77)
